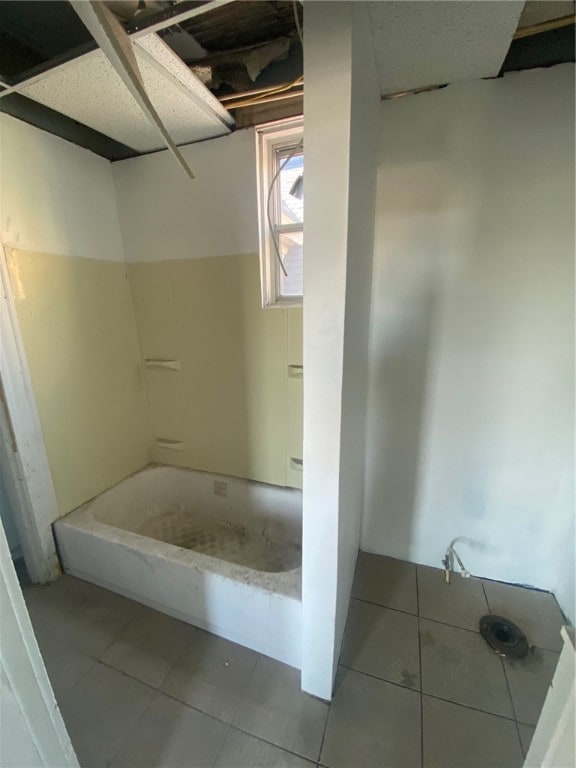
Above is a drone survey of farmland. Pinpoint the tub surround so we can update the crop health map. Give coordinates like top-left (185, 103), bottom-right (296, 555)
top-left (114, 127), bottom-right (304, 490)
top-left (7, 248), bottom-right (150, 515)
top-left (129, 254), bottom-right (303, 489)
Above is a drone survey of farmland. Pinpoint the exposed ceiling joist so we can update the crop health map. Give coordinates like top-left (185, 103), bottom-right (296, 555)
top-left (127, 0), bottom-right (238, 40)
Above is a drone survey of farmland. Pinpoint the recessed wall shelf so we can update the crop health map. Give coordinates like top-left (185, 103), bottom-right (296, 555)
top-left (145, 359), bottom-right (181, 370)
top-left (288, 364), bottom-right (303, 379)
top-left (155, 438), bottom-right (184, 451)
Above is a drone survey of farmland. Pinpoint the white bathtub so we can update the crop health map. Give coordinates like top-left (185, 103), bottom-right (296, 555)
top-left (53, 465), bottom-right (302, 667)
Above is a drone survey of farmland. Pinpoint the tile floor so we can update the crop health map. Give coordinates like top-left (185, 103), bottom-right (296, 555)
top-left (22, 553), bottom-right (567, 768)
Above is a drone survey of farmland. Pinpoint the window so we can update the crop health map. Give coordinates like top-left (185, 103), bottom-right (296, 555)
top-left (256, 118), bottom-right (303, 308)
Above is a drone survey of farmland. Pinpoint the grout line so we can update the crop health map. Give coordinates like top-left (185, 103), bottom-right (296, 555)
top-left (481, 582), bottom-right (544, 748)
top-left (481, 580), bottom-right (492, 614)
top-left (155, 626), bottom-right (198, 691)
top-left (229, 723), bottom-right (322, 765)
top-left (351, 596), bottom-right (419, 619)
top-left (104, 686), bottom-right (158, 768)
top-left (486, 575), bottom-right (526, 758)
top-left (316, 696), bottom-right (330, 765)
top-left (92, 655), bottom-right (323, 764)
top-left (53, 648), bottom-right (100, 705)
top-left (96, 611), bottom-right (141, 662)
top-left (353, 596), bottom-right (563, 655)
top-left (353, 595), bottom-right (481, 633)
top-left (499, 655), bottom-right (525, 757)
top-left (339, 663), bottom-right (421, 696)
top-left (210, 723), bottom-right (234, 767)
top-left (226, 651), bottom-right (261, 725)
top-left (339, 664), bottom-right (519, 724)
top-left (415, 568), bottom-right (424, 768)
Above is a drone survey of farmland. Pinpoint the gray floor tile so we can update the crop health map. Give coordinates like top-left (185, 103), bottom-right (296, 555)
top-left (102, 606), bottom-right (195, 688)
top-left (340, 599), bottom-right (420, 689)
top-left (503, 647), bottom-right (559, 725)
top-left (420, 618), bottom-right (514, 718)
top-left (215, 729), bottom-right (315, 768)
top-left (42, 583), bottom-right (139, 659)
top-left (418, 566), bottom-right (489, 631)
top-left (23, 575), bottom-right (94, 633)
top-left (161, 629), bottom-right (259, 723)
top-left (232, 656), bottom-right (328, 761)
top-left (321, 667), bottom-right (421, 768)
top-left (110, 691), bottom-right (228, 768)
top-left (59, 663), bottom-right (154, 768)
top-left (36, 634), bottom-right (97, 701)
top-left (518, 723), bottom-right (535, 756)
top-left (352, 552), bottom-right (418, 614)
top-left (482, 581), bottom-right (565, 652)
top-left (422, 695), bottom-right (523, 768)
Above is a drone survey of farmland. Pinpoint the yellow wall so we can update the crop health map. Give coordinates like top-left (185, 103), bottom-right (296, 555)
top-left (129, 253), bottom-right (303, 488)
top-left (7, 249), bottom-right (150, 514)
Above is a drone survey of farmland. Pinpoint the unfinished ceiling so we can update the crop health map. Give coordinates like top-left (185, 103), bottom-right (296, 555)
top-left (173, 0), bottom-right (302, 94)
top-left (0, 0), bottom-right (303, 155)
top-left (0, 1), bottom-right (573, 159)
top-left (517, 0), bottom-right (574, 28)
top-left (503, 0), bottom-right (575, 73)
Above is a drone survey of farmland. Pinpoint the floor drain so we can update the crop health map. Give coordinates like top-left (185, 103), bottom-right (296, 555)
top-left (479, 615), bottom-right (529, 659)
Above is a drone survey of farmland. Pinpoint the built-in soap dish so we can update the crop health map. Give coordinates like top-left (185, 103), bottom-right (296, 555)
top-left (145, 359), bottom-right (181, 370)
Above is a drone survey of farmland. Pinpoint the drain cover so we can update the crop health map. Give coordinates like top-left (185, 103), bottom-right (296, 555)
top-left (480, 615), bottom-right (529, 659)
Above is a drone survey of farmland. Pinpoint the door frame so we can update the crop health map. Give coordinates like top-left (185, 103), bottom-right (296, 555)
top-left (0, 520), bottom-right (78, 767)
top-left (0, 241), bottom-right (60, 583)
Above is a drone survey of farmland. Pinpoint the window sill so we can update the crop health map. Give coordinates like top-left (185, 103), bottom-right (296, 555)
top-left (262, 296), bottom-right (303, 310)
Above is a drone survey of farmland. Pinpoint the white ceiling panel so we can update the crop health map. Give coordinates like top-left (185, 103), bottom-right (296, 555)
top-left (135, 33), bottom-right (234, 128)
top-left (368, 1), bottom-right (525, 96)
top-left (18, 35), bottom-right (233, 152)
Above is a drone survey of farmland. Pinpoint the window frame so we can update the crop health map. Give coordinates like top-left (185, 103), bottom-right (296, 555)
top-left (255, 117), bottom-right (304, 309)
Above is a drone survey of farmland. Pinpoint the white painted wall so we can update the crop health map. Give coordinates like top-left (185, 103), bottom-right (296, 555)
top-left (112, 129), bottom-right (258, 262)
top-left (301, 2), bottom-right (351, 700)
top-left (301, 1), bottom-right (379, 700)
top-left (363, 65), bottom-right (575, 619)
top-left (334, 3), bottom-right (379, 666)
top-left (0, 114), bottom-right (125, 261)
